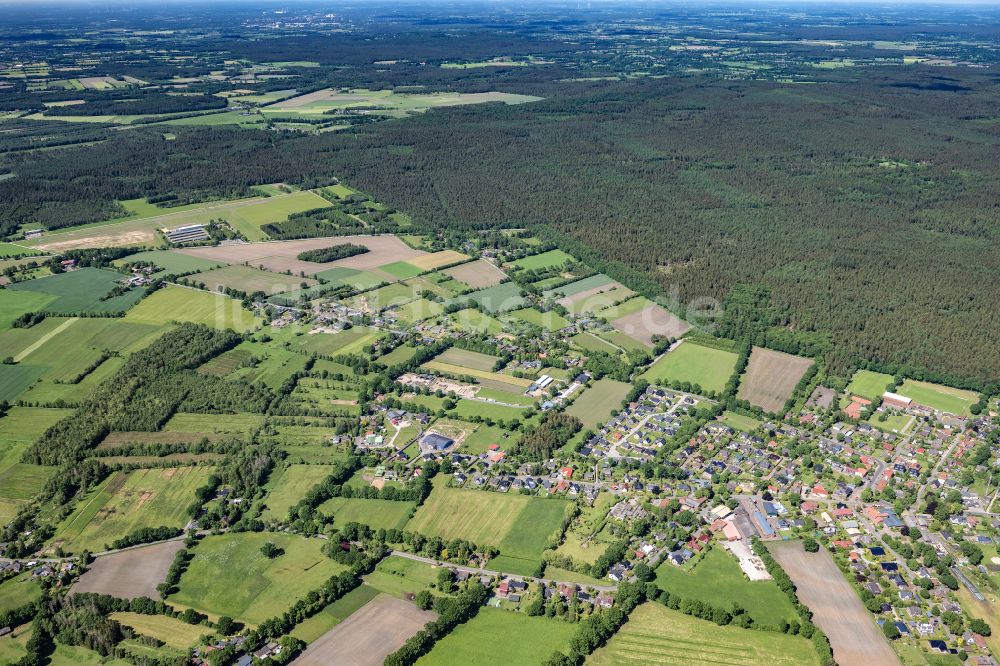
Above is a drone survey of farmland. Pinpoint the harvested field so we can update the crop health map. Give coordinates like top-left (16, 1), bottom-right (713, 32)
top-left (406, 250), bottom-right (469, 271)
top-left (443, 259), bottom-right (507, 288)
top-left (769, 541), bottom-right (898, 666)
top-left (292, 594), bottom-right (436, 666)
top-left (557, 282), bottom-right (633, 315)
top-left (73, 539), bottom-right (185, 599)
top-left (434, 347), bottom-right (500, 372)
top-left (188, 265), bottom-right (317, 295)
top-left (737, 346), bottom-right (814, 413)
top-left (175, 234), bottom-right (424, 277)
top-left (611, 302), bottom-right (691, 347)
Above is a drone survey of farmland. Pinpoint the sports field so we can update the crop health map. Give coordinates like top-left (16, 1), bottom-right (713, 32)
top-left (170, 533), bottom-right (346, 624)
top-left (416, 607), bottom-right (576, 666)
top-left (845, 369), bottom-right (894, 400)
top-left (654, 547), bottom-right (799, 627)
top-left (189, 265), bottom-right (316, 295)
top-left (737, 347), bottom-right (814, 413)
top-left (406, 478), bottom-right (571, 573)
top-left (897, 379), bottom-right (979, 416)
top-left (53, 466), bottom-right (213, 553)
top-left (124, 285), bottom-right (260, 332)
top-left (589, 603), bottom-right (820, 666)
top-left (566, 378), bottom-right (632, 429)
top-left (261, 464), bottom-right (337, 521)
top-left (642, 341), bottom-right (739, 394)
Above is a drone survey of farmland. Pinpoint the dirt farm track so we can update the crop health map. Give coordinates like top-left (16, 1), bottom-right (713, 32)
top-left (769, 541), bottom-right (900, 666)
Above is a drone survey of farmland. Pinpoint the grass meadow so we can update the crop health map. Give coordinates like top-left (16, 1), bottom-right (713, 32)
top-left (588, 603), bottom-right (820, 666)
top-left (124, 285), bottom-right (260, 332)
top-left (170, 533), bottom-right (346, 624)
top-left (566, 378), bottom-right (631, 429)
top-left (53, 466), bottom-right (213, 553)
top-left (653, 546), bottom-right (799, 628)
top-left (642, 341), bottom-right (739, 394)
top-left (415, 607), bottom-right (576, 666)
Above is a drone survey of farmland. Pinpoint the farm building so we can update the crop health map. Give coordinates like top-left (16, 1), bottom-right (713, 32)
top-left (882, 392), bottom-right (913, 410)
top-left (166, 224), bottom-right (210, 244)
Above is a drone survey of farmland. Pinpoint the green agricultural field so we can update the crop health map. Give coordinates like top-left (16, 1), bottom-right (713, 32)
top-left (589, 603), bottom-right (820, 666)
top-left (406, 478), bottom-right (571, 573)
top-left (53, 466), bottom-right (213, 553)
top-left (351, 282), bottom-right (419, 309)
top-left (511, 249), bottom-right (574, 270)
top-left (571, 331), bottom-right (620, 354)
top-left (379, 261), bottom-right (423, 280)
top-left (377, 344), bottom-right (419, 366)
top-left (124, 285), bottom-right (260, 332)
top-left (448, 282), bottom-right (526, 313)
top-left (417, 607), bottom-right (576, 666)
top-left (393, 297), bottom-right (445, 323)
top-left (0, 290), bottom-right (56, 330)
top-left (653, 546), bottom-right (799, 628)
top-left (225, 345), bottom-right (310, 389)
top-left (170, 533), bottom-right (346, 625)
top-left (642, 341), bottom-right (739, 394)
top-left (310, 266), bottom-right (383, 290)
top-left (261, 464), bottom-right (337, 521)
top-left (566, 378), bottom-right (632, 429)
top-left (7, 267), bottom-right (146, 313)
top-left (0, 243), bottom-right (39, 257)
top-left (846, 369), bottom-right (894, 399)
top-left (318, 497), bottom-right (415, 530)
top-left (897, 379), bottom-right (979, 416)
top-left (291, 584), bottom-right (380, 642)
top-left (114, 250), bottom-right (226, 275)
top-left (109, 612), bottom-right (206, 649)
top-left (276, 325), bottom-right (384, 357)
top-left (453, 399), bottom-right (529, 423)
top-left (0, 363), bottom-right (47, 403)
top-left (505, 307), bottom-right (570, 332)
top-left (188, 265), bottom-right (316, 295)
top-left (365, 555), bottom-right (440, 599)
